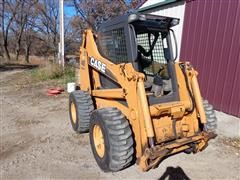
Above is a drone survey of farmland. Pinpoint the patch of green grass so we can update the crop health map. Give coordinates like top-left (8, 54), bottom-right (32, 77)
top-left (30, 63), bottom-right (75, 84)
top-left (62, 65), bottom-right (75, 84)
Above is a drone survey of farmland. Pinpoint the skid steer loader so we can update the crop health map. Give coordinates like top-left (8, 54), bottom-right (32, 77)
top-left (69, 13), bottom-right (217, 172)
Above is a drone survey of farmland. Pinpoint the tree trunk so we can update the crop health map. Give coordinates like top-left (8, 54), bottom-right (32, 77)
top-left (3, 42), bottom-right (11, 61)
top-left (53, 32), bottom-right (58, 63)
top-left (24, 43), bottom-right (30, 63)
top-left (15, 20), bottom-right (25, 61)
top-left (16, 42), bottom-right (20, 61)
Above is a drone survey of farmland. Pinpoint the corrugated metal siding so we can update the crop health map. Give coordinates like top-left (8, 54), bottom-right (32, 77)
top-left (180, 0), bottom-right (240, 117)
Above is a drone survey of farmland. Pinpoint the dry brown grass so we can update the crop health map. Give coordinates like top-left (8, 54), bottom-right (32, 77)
top-left (0, 55), bottom-right (52, 66)
top-left (218, 137), bottom-right (240, 150)
top-left (30, 63), bottom-right (75, 83)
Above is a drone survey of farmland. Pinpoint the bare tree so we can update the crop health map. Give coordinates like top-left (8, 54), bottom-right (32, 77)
top-left (9, 0), bottom-right (37, 61)
top-left (22, 1), bottom-right (40, 63)
top-left (72, 0), bottom-right (129, 30)
top-left (36, 0), bottom-right (59, 61)
top-left (0, 0), bottom-right (145, 63)
top-left (23, 29), bottom-right (34, 63)
top-left (0, 0), bottom-right (20, 61)
top-left (71, 0), bottom-right (145, 30)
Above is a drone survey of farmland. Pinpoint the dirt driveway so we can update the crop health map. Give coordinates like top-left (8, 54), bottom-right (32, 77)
top-left (0, 69), bottom-right (240, 180)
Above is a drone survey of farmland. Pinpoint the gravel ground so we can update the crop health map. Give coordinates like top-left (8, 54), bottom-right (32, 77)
top-left (0, 69), bottom-right (240, 180)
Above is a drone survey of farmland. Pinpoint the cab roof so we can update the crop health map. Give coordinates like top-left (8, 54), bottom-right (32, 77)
top-left (98, 13), bottom-right (179, 32)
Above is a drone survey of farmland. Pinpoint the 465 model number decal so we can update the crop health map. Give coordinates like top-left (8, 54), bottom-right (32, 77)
top-left (89, 57), bottom-right (106, 73)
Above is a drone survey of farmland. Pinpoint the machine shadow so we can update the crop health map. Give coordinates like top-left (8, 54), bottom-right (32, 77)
top-left (158, 166), bottom-right (191, 180)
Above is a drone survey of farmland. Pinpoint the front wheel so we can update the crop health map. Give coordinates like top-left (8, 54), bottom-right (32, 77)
top-left (89, 107), bottom-right (134, 172)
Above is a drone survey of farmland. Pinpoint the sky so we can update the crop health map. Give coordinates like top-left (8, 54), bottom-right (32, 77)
top-left (64, 5), bottom-right (76, 17)
top-left (64, 0), bottom-right (136, 17)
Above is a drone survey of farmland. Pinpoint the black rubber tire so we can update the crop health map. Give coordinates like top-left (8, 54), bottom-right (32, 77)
top-left (184, 100), bottom-right (217, 154)
top-left (89, 107), bottom-right (134, 172)
top-left (69, 90), bottom-right (94, 133)
top-left (203, 100), bottom-right (217, 132)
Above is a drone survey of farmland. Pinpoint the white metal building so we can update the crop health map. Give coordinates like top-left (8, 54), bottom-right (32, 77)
top-left (138, 0), bottom-right (186, 60)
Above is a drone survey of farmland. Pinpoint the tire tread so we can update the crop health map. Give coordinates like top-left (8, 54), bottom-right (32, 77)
top-left (203, 100), bottom-right (217, 132)
top-left (90, 107), bottom-right (134, 172)
top-left (69, 90), bottom-right (94, 133)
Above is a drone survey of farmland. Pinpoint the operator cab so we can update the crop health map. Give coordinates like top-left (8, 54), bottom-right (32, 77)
top-left (97, 13), bottom-right (180, 104)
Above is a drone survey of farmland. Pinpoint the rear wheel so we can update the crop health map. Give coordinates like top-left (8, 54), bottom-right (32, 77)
top-left (185, 100), bottom-right (217, 154)
top-left (69, 90), bottom-right (94, 133)
top-left (203, 100), bottom-right (217, 132)
top-left (89, 107), bottom-right (134, 172)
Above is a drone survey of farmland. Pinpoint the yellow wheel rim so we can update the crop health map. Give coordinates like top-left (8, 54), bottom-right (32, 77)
top-left (71, 102), bottom-right (77, 124)
top-left (93, 124), bottom-right (105, 158)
